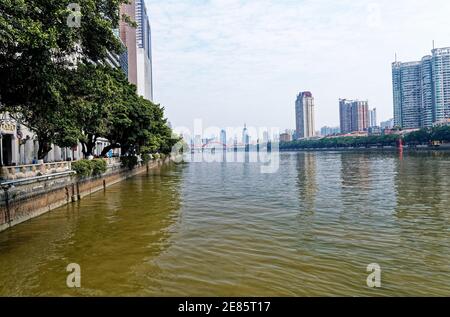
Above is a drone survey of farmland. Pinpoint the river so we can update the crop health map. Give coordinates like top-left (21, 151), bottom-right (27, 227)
top-left (0, 151), bottom-right (449, 296)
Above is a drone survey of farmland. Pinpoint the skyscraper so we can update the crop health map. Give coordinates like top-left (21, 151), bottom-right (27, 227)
top-left (369, 108), bottom-right (377, 127)
top-left (339, 99), bottom-right (369, 133)
top-left (351, 100), bottom-right (369, 132)
top-left (432, 47), bottom-right (450, 124)
top-left (392, 46), bottom-right (450, 129)
top-left (295, 92), bottom-right (315, 139)
top-left (120, 0), bottom-right (153, 101)
top-left (242, 124), bottom-right (250, 145)
top-left (339, 99), bottom-right (353, 134)
top-left (392, 61), bottom-right (422, 129)
top-left (421, 55), bottom-right (434, 128)
top-left (220, 129), bottom-right (227, 146)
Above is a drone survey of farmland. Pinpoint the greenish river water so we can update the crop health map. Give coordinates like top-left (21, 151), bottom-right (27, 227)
top-left (0, 151), bottom-right (449, 296)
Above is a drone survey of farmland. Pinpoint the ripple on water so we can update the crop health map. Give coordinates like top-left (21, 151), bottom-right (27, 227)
top-left (0, 152), bottom-right (450, 296)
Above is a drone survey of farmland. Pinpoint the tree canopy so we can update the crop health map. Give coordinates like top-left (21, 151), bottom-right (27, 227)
top-left (280, 134), bottom-right (401, 150)
top-left (280, 126), bottom-right (450, 151)
top-left (0, 0), bottom-right (176, 160)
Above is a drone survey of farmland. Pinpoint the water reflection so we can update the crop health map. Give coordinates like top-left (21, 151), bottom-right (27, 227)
top-left (395, 152), bottom-right (450, 216)
top-left (390, 152), bottom-right (450, 295)
top-left (0, 152), bottom-right (450, 296)
top-left (339, 152), bottom-right (398, 216)
top-left (295, 152), bottom-right (317, 213)
top-left (0, 164), bottom-right (182, 296)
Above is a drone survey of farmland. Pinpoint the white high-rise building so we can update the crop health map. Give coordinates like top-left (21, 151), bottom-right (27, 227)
top-left (242, 124), bottom-right (250, 145)
top-left (392, 46), bottom-right (450, 129)
top-left (295, 92), bottom-right (315, 139)
top-left (432, 47), bottom-right (450, 124)
top-left (392, 61), bottom-right (422, 129)
top-left (369, 108), bottom-right (377, 127)
top-left (220, 130), bottom-right (227, 146)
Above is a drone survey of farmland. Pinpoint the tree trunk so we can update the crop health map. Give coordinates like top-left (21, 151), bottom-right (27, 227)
top-left (81, 134), bottom-right (97, 158)
top-left (80, 142), bottom-right (87, 158)
top-left (100, 143), bottom-right (120, 157)
top-left (37, 136), bottom-right (52, 160)
top-left (121, 144), bottom-right (131, 157)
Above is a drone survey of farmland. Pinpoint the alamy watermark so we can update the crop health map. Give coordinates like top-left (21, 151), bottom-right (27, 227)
top-left (366, 263), bottom-right (381, 288)
top-left (367, 3), bottom-right (382, 28)
top-left (66, 263), bottom-right (81, 288)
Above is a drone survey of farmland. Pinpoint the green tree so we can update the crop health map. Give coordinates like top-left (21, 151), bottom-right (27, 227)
top-left (0, 0), bottom-right (128, 159)
top-left (68, 63), bottom-right (129, 157)
top-left (99, 87), bottom-right (150, 156)
top-left (280, 134), bottom-right (403, 150)
top-left (430, 126), bottom-right (450, 143)
top-left (404, 129), bottom-right (431, 146)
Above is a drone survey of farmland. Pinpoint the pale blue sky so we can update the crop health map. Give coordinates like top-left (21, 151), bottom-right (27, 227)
top-left (146, 0), bottom-right (450, 131)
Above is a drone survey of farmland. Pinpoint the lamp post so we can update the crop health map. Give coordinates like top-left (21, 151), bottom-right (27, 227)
top-left (0, 112), bottom-right (6, 167)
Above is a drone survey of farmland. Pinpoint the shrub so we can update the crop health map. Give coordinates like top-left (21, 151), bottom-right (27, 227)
top-left (141, 153), bottom-right (151, 164)
top-left (91, 159), bottom-right (107, 176)
top-left (72, 160), bottom-right (93, 177)
top-left (72, 159), bottom-right (108, 177)
top-left (120, 156), bottom-right (139, 170)
top-left (153, 153), bottom-right (160, 160)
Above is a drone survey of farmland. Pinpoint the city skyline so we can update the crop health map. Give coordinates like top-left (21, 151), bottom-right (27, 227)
top-left (393, 47), bottom-right (450, 129)
top-left (146, 0), bottom-right (450, 130)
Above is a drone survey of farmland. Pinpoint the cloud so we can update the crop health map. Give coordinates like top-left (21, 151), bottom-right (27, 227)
top-left (146, 0), bottom-right (450, 130)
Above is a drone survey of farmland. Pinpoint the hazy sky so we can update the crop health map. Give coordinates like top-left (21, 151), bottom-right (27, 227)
top-left (146, 0), bottom-right (450, 131)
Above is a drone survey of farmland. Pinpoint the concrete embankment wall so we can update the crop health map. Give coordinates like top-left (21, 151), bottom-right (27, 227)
top-left (0, 160), bottom-right (165, 233)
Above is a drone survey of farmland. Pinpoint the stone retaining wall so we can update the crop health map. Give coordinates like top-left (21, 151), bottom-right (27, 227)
top-left (0, 159), bottom-right (165, 232)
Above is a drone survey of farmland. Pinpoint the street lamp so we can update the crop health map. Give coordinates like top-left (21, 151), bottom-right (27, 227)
top-left (0, 112), bottom-right (7, 166)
